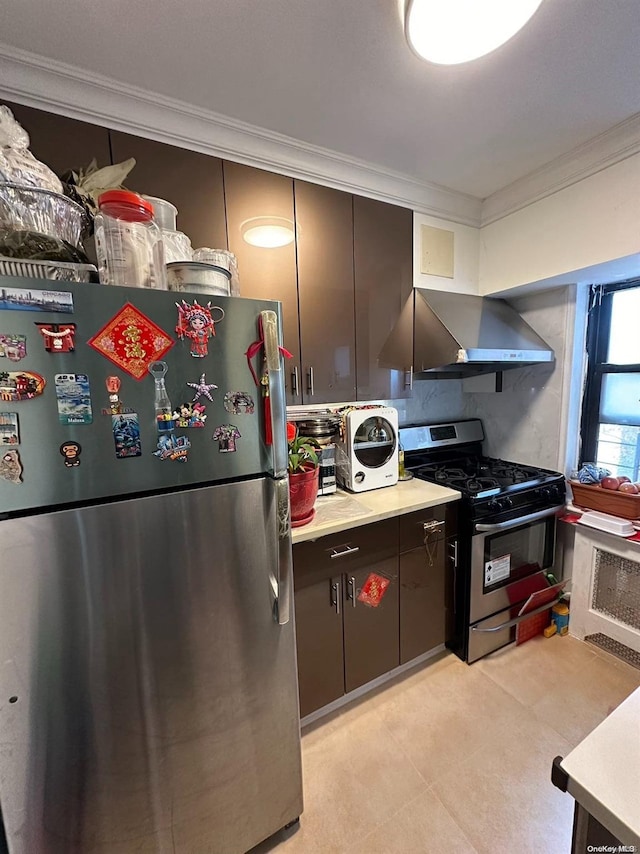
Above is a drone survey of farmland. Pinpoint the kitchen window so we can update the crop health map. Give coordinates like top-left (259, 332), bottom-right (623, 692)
top-left (580, 280), bottom-right (640, 479)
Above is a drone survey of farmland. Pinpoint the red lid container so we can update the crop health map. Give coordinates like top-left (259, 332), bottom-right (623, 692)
top-left (98, 190), bottom-right (155, 223)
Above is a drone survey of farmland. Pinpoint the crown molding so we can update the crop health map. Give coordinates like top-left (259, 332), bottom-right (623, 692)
top-left (482, 112), bottom-right (640, 226)
top-left (0, 43), bottom-right (482, 227)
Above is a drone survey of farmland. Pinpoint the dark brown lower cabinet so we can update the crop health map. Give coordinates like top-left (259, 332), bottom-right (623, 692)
top-left (342, 557), bottom-right (399, 693)
top-left (294, 574), bottom-right (344, 718)
top-left (293, 518), bottom-right (400, 717)
top-left (399, 536), bottom-right (446, 664)
top-left (399, 506), bottom-right (456, 665)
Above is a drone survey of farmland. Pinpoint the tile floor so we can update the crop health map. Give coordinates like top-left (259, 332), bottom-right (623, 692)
top-left (253, 636), bottom-right (640, 854)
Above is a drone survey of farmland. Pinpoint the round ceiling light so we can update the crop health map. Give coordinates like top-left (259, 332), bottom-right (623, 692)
top-left (241, 217), bottom-right (295, 248)
top-left (405, 0), bottom-right (544, 65)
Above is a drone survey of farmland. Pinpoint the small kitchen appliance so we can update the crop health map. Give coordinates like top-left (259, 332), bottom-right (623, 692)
top-left (336, 406), bottom-right (399, 492)
top-left (295, 415), bottom-right (339, 495)
top-left (401, 419), bottom-right (565, 663)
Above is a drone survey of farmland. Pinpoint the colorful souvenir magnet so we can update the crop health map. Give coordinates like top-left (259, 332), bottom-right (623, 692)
top-left (175, 300), bottom-right (224, 358)
top-left (0, 371), bottom-right (45, 402)
top-left (0, 449), bottom-right (22, 484)
top-left (101, 376), bottom-right (135, 415)
top-left (87, 303), bottom-right (174, 380)
top-left (35, 322), bottom-right (76, 352)
top-left (153, 434), bottom-right (190, 462)
top-left (173, 401), bottom-right (207, 428)
top-left (149, 361), bottom-right (176, 433)
top-left (54, 374), bottom-right (93, 425)
top-left (357, 573), bottom-right (390, 608)
top-left (223, 390), bottom-right (255, 415)
top-left (60, 441), bottom-right (81, 468)
top-left (0, 334), bottom-right (27, 362)
top-left (212, 424), bottom-right (241, 453)
top-left (112, 413), bottom-right (142, 458)
top-left (0, 413), bottom-right (19, 446)
top-left (187, 373), bottom-right (217, 403)
top-left (0, 286), bottom-right (73, 314)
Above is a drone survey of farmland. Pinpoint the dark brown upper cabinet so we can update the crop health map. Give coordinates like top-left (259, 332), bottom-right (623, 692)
top-left (3, 101), bottom-right (111, 177)
top-left (223, 162), bottom-right (300, 404)
top-left (109, 132), bottom-right (227, 250)
top-left (353, 197), bottom-right (413, 400)
top-left (294, 180), bottom-right (356, 404)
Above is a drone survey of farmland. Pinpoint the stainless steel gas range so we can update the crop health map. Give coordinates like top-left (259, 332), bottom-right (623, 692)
top-left (400, 419), bottom-right (566, 663)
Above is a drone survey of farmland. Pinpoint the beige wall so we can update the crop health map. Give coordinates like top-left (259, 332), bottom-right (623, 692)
top-left (479, 153), bottom-right (640, 295)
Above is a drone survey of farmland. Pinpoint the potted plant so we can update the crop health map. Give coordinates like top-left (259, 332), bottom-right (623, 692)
top-left (287, 425), bottom-right (321, 526)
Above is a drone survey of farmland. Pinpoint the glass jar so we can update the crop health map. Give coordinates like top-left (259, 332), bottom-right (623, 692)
top-left (94, 190), bottom-right (167, 289)
top-left (193, 248), bottom-right (240, 295)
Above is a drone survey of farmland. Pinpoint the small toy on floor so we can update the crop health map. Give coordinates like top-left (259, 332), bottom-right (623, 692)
top-left (545, 601), bottom-right (570, 637)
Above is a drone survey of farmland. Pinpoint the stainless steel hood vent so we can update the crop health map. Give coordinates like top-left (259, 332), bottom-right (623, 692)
top-left (379, 290), bottom-right (555, 379)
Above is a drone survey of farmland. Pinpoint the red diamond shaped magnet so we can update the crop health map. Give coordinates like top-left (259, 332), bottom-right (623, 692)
top-left (88, 303), bottom-right (174, 380)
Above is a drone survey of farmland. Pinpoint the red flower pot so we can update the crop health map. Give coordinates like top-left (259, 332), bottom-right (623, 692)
top-left (289, 466), bottom-right (319, 525)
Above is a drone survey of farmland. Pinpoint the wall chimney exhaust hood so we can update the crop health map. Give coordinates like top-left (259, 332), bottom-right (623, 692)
top-left (378, 289), bottom-right (555, 379)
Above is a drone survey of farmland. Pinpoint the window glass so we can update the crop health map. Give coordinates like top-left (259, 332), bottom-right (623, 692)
top-left (595, 423), bottom-right (640, 481)
top-left (599, 373), bottom-right (640, 426)
top-left (607, 289), bottom-right (640, 364)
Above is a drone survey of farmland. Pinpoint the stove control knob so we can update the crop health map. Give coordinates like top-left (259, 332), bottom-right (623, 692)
top-left (501, 496), bottom-right (513, 510)
top-left (539, 487), bottom-right (552, 501)
top-left (488, 499), bottom-right (501, 513)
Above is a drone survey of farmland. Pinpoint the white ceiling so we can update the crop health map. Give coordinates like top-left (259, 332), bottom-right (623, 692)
top-left (1, 0), bottom-right (639, 199)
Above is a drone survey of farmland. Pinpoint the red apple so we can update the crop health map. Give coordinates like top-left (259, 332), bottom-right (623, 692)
top-left (618, 476), bottom-right (631, 483)
top-left (618, 482), bottom-right (639, 494)
top-left (601, 476), bottom-right (621, 490)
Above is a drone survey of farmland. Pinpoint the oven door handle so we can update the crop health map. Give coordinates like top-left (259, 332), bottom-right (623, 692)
top-left (474, 504), bottom-right (564, 533)
top-left (471, 596), bottom-right (564, 632)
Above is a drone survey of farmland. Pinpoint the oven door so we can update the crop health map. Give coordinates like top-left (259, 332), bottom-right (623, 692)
top-left (469, 505), bottom-right (563, 625)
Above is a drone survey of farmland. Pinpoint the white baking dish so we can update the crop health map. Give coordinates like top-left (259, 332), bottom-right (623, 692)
top-left (577, 510), bottom-right (636, 537)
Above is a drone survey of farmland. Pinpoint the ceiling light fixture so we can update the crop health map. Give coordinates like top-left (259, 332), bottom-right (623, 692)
top-left (405, 0), bottom-right (544, 65)
top-left (241, 217), bottom-right (295, 248)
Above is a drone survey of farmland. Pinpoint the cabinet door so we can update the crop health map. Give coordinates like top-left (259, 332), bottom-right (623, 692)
top-left (399, 538), bottom-right (446, 664)
top-left (353, 197), bottom-right (413, 400)
top-left (342, 557), bottom-right (400, 693)
top-left (294, 180), bottom-right (356, 404)
top-left (109, 131), bottom-right (227, 250)
top-left (223, 163), bottom-right (301, 404)
top-left (4, 101), bottom-right (112, 176)
top-left (294, 574), bottom-right (344, 718)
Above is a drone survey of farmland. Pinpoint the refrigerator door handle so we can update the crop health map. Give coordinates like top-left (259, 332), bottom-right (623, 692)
top-left (275, 477), bottom-right (292, 625)
top-left (261, 310), bottom-right (288, 478)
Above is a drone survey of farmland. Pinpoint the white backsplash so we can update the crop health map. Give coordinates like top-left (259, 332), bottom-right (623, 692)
top-left (382, 380), bottom-right (465, 427)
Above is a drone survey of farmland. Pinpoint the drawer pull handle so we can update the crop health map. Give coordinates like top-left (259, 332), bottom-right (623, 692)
top-left (471, 597), bottom-right (564, 633)
top-left (329, 545), bottom-right (360, 559)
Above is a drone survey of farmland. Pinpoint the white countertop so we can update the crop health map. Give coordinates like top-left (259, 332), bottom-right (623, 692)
top-left (561, 686), bottom-right (640, 847)
top-left (291, 479), bottom-right (461, 544)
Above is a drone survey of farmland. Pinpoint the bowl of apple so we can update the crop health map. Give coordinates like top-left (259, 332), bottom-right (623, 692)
top-left (569, 476), bottom-right (640, 519)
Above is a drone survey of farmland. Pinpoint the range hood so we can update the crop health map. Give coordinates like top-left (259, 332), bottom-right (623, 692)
top-left (379, 290), bottom-right (555, 379)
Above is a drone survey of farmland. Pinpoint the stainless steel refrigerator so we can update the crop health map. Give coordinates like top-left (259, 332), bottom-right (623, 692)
top-left (0, 277), bottom-right (303, 853)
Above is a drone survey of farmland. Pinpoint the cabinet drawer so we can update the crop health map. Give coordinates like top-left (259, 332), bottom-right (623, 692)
top-left (399, 507), bottom-right (446, 553)
top-left (294, 518), bottom-right (399, 588)
top-left (399, 503), bottom-right (458, 552)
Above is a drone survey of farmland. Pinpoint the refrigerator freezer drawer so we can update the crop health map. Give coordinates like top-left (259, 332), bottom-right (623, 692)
top-left (0, 477), bottom-right (302, 853)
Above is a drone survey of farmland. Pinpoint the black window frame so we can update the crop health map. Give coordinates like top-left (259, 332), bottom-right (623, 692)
top-left (580, 278), bottom-right (640, 470)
